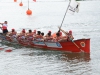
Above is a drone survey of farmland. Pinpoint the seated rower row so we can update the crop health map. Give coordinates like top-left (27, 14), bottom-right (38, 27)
top-left (6, 28), bottom-right (74, 42)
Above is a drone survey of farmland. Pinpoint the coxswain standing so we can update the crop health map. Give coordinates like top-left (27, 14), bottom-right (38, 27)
top-left (0, 21), bottom-right (8, 35)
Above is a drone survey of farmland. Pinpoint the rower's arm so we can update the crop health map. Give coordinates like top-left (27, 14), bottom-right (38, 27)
top-left (0, 23), bottom-right (3, 25)
top-left (58, 26), bottom-right (68, 35)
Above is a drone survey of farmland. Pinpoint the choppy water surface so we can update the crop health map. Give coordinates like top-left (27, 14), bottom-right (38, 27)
top-left (0, 0), bottom-right (100, 75)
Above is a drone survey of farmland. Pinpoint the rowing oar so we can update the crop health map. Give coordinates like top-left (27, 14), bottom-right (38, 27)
top-left (0, 47), bottom-right (13, 52)
top-left (5, 48), bottom-right (16, 52)
top-left (5, 49), bottom-right (13, 52)
top-left (0, 46), bottom-right (9, 50)
top-left (72, 41), bottom-right (84, 52)
top-left (0, 46), bottom-right (15, 52)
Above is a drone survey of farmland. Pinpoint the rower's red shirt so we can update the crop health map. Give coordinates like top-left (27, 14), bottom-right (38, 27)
top-left (2, 24), bottom-right (8, 30)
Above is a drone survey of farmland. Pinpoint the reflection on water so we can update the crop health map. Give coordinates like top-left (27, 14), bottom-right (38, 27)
top-left (61, 53), bottom-right (90, 62)
top-left (0, 41), bottom-right (90, 62)
top-left (22, 49), bottom-right (90, 62)
top-left (21, 49), bottom-right (91, 75)
top-left (1, 41), bottom-right (91, 63)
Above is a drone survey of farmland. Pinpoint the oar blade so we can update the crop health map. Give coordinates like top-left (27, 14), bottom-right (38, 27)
top-left (0, 48), bottom-right (4, 50)
top-left (5, 49), bottom-right (12, 52)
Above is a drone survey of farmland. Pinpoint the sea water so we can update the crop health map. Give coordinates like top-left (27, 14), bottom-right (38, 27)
top-left (0, 0), bottom-right (100, 75)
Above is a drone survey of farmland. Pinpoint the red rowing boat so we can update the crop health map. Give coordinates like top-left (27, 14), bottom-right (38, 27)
top-left (0, 33), bottom-right (90, 53)
top-left (30, 38), bottom-right (90, 53)
top-left (17, 37), bottom-right (90, 53)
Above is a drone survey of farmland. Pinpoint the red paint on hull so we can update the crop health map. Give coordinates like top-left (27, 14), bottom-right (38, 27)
top-left (29, 38), bottom-right (90, 53)
top-left (2, 35), bottom-right (90, 53)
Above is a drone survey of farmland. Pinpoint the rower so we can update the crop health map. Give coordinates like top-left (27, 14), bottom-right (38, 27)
top-left (34, 31), bottom-right (43, 41)
top-left (45, 31), bottom-right (53, 41)
top-left (54, 32), bottom-right (62, 42)
top-left (26, 29), bottom-right (33, 41)
top-left (17, 29), bottom-right (26, 41)
top-left (8, 29), bottom-right (17, 36)
top-left (58, 26), bottom-right (74, 41)
top-left (67, 30), bottom-right (74, 41)
top-left (32, 29), bottom-right (37, 37)
top-left (6, 28), bottom-right (17, 42)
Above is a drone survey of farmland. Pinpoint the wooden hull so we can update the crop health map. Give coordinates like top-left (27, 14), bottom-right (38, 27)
top-left (0, 34), bottom-right (90, 53)
top-left (29, 38), bottom-right (90, 53)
